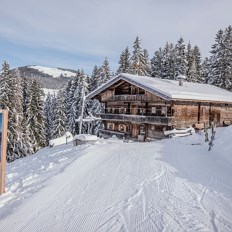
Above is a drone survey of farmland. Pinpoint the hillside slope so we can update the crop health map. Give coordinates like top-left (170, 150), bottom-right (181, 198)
top-left (0, 127), bottom-right (232, 231)
top-left (16, 65), bottom-right (77, 90)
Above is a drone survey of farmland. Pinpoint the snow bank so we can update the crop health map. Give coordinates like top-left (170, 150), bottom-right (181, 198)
top-left (164, 126), bottom-right (195, 137)
top-left (49, 132), bottom-right (73, 147)
top-left (73, 134), bottom-right (98, 141)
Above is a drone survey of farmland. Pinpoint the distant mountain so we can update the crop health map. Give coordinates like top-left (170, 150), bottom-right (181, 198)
top-left (16, 65), bottom-right (78, 90)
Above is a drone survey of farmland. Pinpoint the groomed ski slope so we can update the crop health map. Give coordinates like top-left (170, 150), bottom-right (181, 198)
top-left (0, 127), bottom-right (232, 231)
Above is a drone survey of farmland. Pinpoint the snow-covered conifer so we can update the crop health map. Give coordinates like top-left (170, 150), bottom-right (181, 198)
top-left (90, 66), bottom-right (99, 92)
top-left (129, 36), bottom-right (148, 76)
top-left (208, 27), bottom-right (232, 90)
top-left (98, 57), bottom-right (112, 85)
top-left (26, 79), bottom-right (46, 151)
top-left (174, 37), bottom-right (187, 79)
top-left (151, 48), bottom-right (164, 78)
top-left (116, 47), bottom-right (131, 75)
top-left (52, 89), bottom-right (66, 138)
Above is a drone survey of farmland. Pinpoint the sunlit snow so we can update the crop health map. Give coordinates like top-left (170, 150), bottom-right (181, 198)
top-left (29, 65), bottom-right (76, 78)
top-left (0, 126), bottom-right (232, 231)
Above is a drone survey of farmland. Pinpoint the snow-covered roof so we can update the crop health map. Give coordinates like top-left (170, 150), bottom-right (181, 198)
top-left (86, 73), bottom-right (232, 103)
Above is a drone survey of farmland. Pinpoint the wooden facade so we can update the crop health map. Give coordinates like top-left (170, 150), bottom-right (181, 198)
top-left (87, 75), bottom-right (232, 140)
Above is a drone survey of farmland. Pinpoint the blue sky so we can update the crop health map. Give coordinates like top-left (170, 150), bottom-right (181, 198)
top-left (0, 0), bottom-right (232, 74)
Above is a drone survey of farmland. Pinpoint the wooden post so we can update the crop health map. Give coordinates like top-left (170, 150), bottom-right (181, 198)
top-left (79, 88), bottom-right (85, 135)
top-left (0, 110), bottom-right (8, 195)
top-left (198, 102), bottom-right (201, 123)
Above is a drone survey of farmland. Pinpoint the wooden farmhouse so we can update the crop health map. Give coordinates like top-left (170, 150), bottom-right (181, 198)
top-left (86, 73), bottom-right (232, 140)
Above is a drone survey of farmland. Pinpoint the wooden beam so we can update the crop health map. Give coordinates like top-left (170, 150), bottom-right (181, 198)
top-left (113, 81), bottom-right (126, 89)
top-left (0, 110), bottom-right (8, 195)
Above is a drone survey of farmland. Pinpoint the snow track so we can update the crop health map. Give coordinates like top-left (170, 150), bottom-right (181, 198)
top-left (1, 129), bottom-right (232, 231)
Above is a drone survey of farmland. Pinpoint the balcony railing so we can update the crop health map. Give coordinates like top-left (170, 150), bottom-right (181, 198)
top-left (98, 113), bottom-right (174, 125)
top-left (105, 107), bottom-right (172, 117)
top-left (106, 95), bottom-right (152, 102)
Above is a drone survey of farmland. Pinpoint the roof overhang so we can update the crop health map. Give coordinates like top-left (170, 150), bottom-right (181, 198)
top-left (86, 74), bottom-right (172, 101)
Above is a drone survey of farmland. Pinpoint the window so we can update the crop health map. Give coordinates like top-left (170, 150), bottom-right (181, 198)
top-left (107, 123), bottom-right (114, 130)
top-left (119, 124), bottom-right (126, 132)
top-left (119, 107), bottom-right (124, 114)
top-left (151, 107), bottom-right (156, 114)
top-left (140, 125), bottom-right (145, 135)
top-left (139, 108), bottom-right (146, 114)
top-left (161, 107), bottom-right (166, 115)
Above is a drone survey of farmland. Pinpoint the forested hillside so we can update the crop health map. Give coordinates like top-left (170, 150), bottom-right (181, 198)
top-left (15, 66), bottom-right (77, 90)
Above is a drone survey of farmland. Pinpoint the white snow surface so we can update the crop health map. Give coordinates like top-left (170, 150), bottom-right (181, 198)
top-left (29, 65), bottom-right (76, 78)
top-left (73, 134), bottom-right (98, 141)
top-left (49, 132), bottom-right (73, 147)
top-left (1, 127), bottom-right (232, 231)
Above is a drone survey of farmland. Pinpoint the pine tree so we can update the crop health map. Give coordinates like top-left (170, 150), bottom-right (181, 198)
top-left (129, 36), bottom-right (148, 76)
top-left (151, 43), bottom-right (176, 80)
top-left (26, 79), bottom-right (46, 151)
top-left (222, 25), bottom-right (232, 90)
top-left (98, 57), bottom-right (112, 85)
top-left (44, 93), bottom-right (54, 144)
top-left (88, 66), bottom-right (104, 135)
top-left (162, 42), bottom-right (175, 79)
top-left (186, 42), bottom-right (199, 82)
top-left (174, 37), bottom-right (187, 79)
top-left (201, 57), bottom-right (210, 83)
top-left (151, 48), bottom-right (164, 78)
top-left (71, 71), bottom-right (89, 134)
top-left (90, 66), bottom-right (99, 92)
top-left (0, 63), bottom-right (33, 161)
top-left (193, 45), bottom-right (202, 82)
top-left (143, 49), bottom-right (151, 76)
top-left (208, 27), bottom-right (232, 90)
top-left (0, 61), bottom-right (11, 109)
top-left (116, 47), bottom-right (131, 75)
top-left (52, 89), bottom-right (66, 138)
top-left (186, 42), bottom-right (194, 79)
top-left (66, 71), bottom-right (81, 134)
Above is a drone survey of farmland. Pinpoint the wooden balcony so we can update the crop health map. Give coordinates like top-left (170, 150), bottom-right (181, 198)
top-left (106, 95), bottom-right (152, 102)
top-left (98, 113), bottom-right (174, 125)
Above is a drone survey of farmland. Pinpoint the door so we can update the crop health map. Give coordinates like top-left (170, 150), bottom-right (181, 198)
top-left (131, 124), bottom-right (139, 138)
top-left (211, 111), bottom-right (221, 126)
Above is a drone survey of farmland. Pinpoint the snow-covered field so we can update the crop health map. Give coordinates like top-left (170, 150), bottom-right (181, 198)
top-left (0, 127), bottom-right (232, 231)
